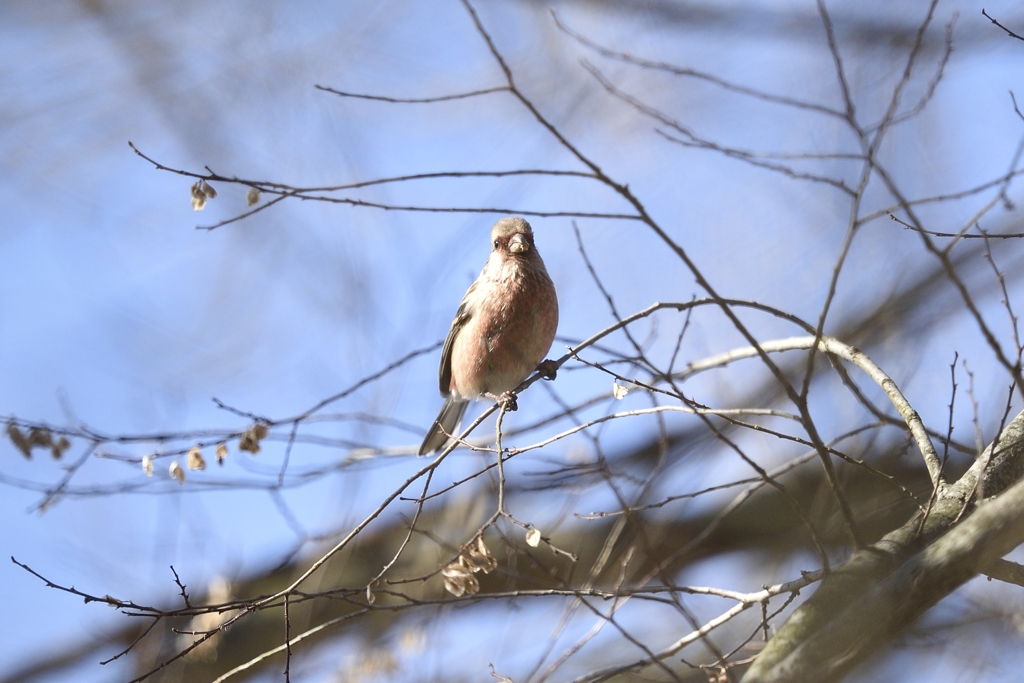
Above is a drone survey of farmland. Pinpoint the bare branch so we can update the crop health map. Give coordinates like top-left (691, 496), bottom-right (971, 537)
top-left (983, 8), bottom-right (1024, 41)
top-left (314, 83), bottom-right (510, 103)
top-left (552, 10), bottom-right (847, 121)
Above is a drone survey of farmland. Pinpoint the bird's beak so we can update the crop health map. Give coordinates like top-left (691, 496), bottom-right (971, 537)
top-left (508, 233), bottom-right (529, 254)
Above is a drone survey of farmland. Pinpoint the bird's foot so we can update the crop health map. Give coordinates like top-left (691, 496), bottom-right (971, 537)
top-left (537, 359), bottom-right (558, 381)
top-left (489, 391), bottom-right (519, 412)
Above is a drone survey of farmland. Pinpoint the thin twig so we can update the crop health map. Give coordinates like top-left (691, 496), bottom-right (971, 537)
top-left (314, 83), bottom-right (510, 103)
top-left (983, 9), bottom-right (1024, 41)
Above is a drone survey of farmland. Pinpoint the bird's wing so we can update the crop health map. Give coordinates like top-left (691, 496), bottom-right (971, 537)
top-left (438, 281), bottom-right (478, 397)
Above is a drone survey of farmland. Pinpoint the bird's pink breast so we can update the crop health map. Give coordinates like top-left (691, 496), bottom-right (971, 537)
top-left (449, 259), bottom-right (558, 400)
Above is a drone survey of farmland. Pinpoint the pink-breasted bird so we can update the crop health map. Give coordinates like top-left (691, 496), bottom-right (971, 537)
top-left (419, 216), bottom-right (559, 455)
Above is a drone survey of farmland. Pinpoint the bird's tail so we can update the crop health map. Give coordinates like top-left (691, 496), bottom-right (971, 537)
top-left (418, 398), bottom-right (469, 455)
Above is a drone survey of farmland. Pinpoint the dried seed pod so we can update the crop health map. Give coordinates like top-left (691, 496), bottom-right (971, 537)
top-left (186, 446), bottom-right (206, 470)
top-left (238, 422), bottom-right (269, 454)
top-left (462, 536), bottom-right (497, 573)
top-left (51, 436), bottom-right (71, 459)
top-left (6, 423), bottom-right (31, 458)
top-left (169, 459), bottom-right (185, 484)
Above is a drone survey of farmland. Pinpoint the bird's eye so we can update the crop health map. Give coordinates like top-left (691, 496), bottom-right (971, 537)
top-left (493, 239), bottom-right (500, 249)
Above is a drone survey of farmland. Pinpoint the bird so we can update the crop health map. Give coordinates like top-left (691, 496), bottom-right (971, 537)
top-left (419, 216), bottom-right (559, 455)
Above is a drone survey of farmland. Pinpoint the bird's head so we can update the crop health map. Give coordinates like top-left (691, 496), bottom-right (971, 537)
top-left (490, 216), bottom-right (536, 257)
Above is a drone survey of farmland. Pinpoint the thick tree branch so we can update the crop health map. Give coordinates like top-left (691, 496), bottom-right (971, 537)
top-left (743, 408), bottom-right (1024, 682)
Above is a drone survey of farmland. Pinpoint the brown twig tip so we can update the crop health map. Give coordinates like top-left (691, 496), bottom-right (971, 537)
top-left (983, 9), bottom-right (1024, 41)
top-left (887, 210), bottom-right (1024, 239)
